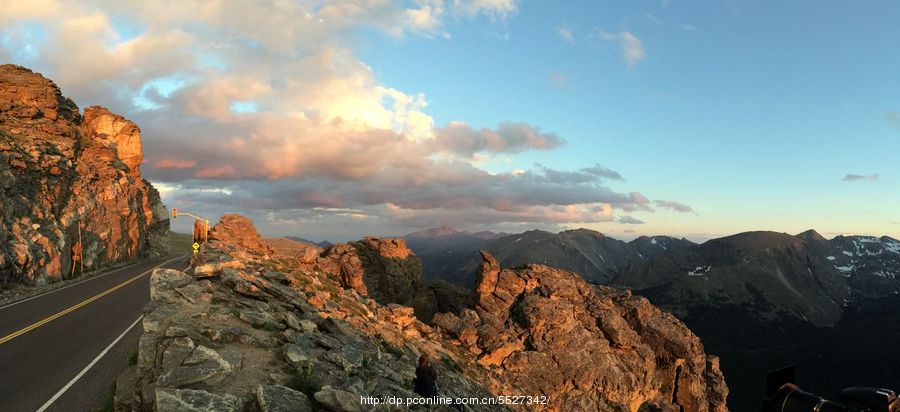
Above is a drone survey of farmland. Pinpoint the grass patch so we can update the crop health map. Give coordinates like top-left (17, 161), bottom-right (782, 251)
top-left (128, 349), bottom-right (138, 366)
top-left (168, 231), bottom-right (193, 254)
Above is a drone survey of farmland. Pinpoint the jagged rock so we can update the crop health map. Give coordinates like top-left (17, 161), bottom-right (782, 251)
top-left (239, 309), bottom-right (281, 329)
top-left (155, 388), bottom-right (240, 412)
top-left (282, 343), bottom-right (309, 366)
top-left (207, 214), bottom-right (274, 256)
top-left (313, 385), bottom-right (364, 412)
top-left (157, 339), bottom-right (234, 387)
top-left (437, 251), bottom-right (729, 411)
top-left (282, 311), bottom-right (302, 330)
top-left (302, 237), bottom-right (438, 320)
top-left (125, 214), bottom-right (728, 412)
top-left (312, 243), bottom-right (369, 295)
top-left (298, 319), bottom-right (317, 334)
top-left (0, 64), bottom-right (169, 284)
top-left (256, 384), bottom-right (312, 412)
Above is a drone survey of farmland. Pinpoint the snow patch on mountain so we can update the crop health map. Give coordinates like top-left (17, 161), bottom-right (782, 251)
top-left (688, 266), bottom-right (712, 276)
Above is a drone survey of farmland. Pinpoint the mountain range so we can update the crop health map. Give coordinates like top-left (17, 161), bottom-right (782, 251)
top-left (403, 226), bottom-right (900, 410)
top-left (404, 226), bottom-right (696, 287)
top-left (404, 226), bottom-right (900, 323)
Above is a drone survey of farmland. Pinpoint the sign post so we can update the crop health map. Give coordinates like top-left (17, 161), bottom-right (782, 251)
top-left (173, 208), bottom-right (211, 252)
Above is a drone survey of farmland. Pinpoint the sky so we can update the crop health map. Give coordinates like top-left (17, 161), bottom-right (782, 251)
top-left (1, 0), bottom-right (898, 242)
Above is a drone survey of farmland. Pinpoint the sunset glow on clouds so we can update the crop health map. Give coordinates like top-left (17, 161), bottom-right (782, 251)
top-left (3, 1), bottom-right (898, 240)
top-left (0, 0), bottom-right (689, 238)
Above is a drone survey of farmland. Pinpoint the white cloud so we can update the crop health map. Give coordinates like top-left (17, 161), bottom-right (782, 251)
top-left (598, 30), bottom-right (646, 66)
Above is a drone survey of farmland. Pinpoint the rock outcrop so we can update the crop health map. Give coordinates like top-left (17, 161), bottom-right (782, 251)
top-left (292, 236), bottom-right (438, 321)
top-left (124, 214), bottom-right (728, 411)
top-left (432, 251), bottom-right (729, 411)
top-left (124, 214), bottom-right (499, 412)
top-left (0, 65), bottom-right (169, 284)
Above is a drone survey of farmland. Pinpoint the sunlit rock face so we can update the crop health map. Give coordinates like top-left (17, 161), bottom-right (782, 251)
top-left (433, 251), bottom-right (729, 411)
top-left (0, 64), bottom-right (169, 284)
top-left (139, 214), bottom-right (728, 412)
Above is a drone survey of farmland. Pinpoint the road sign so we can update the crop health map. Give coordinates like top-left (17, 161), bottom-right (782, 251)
top-left (192, 242), bottom-right (200, 254)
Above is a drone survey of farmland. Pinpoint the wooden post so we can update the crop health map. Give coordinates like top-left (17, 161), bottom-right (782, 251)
top-left (70, 220), bottom-right (84, 278)
top-left (78, 221), bottom-right (83, 275)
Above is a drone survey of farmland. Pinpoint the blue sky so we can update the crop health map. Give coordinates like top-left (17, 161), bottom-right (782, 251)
top-left (1, 0), bottom-right (898, 241)
top-left (357, 0), bottom-right (900, 238)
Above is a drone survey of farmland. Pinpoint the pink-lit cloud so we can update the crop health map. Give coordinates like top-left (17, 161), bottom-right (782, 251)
top-left (0, 0), bottom-right (692, 236)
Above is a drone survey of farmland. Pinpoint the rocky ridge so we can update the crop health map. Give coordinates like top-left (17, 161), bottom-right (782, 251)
top-left (0, 64), bottom-right (169, 284)
top-left (122, 214), bottom-right (728, 411)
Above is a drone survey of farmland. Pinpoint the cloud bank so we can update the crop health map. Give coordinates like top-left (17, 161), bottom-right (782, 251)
top-left (1, 0), bottom-right (687, 237)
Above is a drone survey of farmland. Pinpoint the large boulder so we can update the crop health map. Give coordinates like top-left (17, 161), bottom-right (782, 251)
top-left (0, 64), bottom-right (169, 284)
top-left (207, 214), bottom-right (275, 257)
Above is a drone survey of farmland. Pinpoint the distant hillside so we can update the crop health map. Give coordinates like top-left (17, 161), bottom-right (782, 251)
top-left (168, 231), bottom-right (193, 254)
top-left (613, 230), bottom-right (900, 326)
top-left (405, 226), bottom-right (690, 287)
top-left (610, 229), bottom-right (900, 411)
top-left (284, 236), bottom-right (332, 248)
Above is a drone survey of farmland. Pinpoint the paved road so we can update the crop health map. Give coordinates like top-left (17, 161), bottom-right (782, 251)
top-left (0, 255), bottom-right (190, 412)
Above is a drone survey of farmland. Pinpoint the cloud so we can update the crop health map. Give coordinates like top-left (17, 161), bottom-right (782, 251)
top-left (842, 174), bottom-right (879, 182)
top-left (556, 26), bottom-right (574, 43)
top-left (655, 200), bottom-right (694, 213)
top-left (680, 24), bottom-right (697, 31)
top-left (433, 121), bottom-right (565, 157)
top-left (619, 215), bottom-right (645, 224)
top-left (598, 30), bottom-right (646, 66)
top-left (1, 0), bottom-right (683, 236)
top-left (885, 112), bottom-right (900, 128)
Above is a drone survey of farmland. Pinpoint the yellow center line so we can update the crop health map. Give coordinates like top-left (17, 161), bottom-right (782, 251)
top-left (0, 257), bottom-right (180, 346)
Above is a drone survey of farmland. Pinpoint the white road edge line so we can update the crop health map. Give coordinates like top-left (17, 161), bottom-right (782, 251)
top-left (36, 315), bottom-right (144, 412)
top-left (0, 259), bottom-right (152, 311)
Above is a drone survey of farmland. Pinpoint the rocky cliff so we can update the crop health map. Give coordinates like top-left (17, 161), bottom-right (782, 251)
top-left (122, 214), bottom-right (728, 411)
top-left (0, 65), bottom-right (169, 284)
top-left (433, 251), bottom-right (728, 411)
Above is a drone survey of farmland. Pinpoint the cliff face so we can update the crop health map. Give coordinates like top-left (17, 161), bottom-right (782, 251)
top-left (125, 214), bottom-right (728, 412)
top-left (0, 65), bottom-right (169, 284)
top-left (296, 236), bottom-right (439, 321)
top-left (433, 251), bottom-right (728, 411)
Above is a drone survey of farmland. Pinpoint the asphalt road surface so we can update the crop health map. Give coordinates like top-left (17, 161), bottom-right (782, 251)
top-left (0, 255), bottom-right (190, 412)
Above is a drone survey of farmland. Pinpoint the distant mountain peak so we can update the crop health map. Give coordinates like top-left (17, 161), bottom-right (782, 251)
top-left (796, 229), bottom-right (827, 242)
top-left (406, 226), bottom-right (461, 238)
top-left (563, 228), bottom-right (604, 237)
top-left (714, 230), bottom-right (802, 250)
